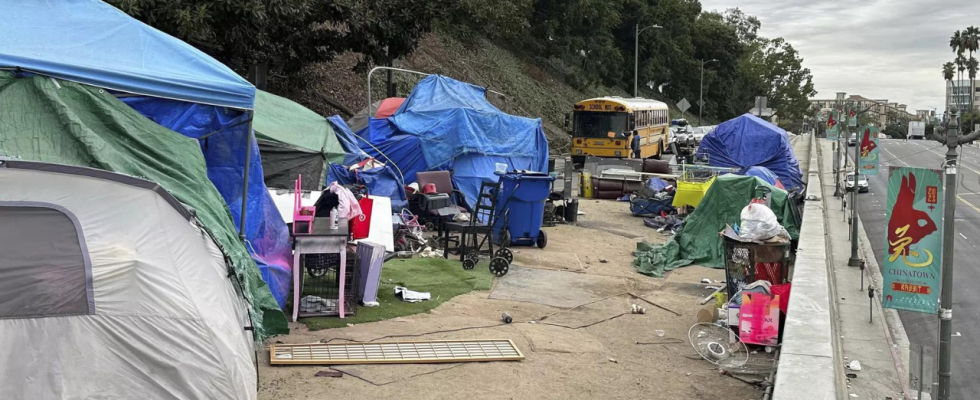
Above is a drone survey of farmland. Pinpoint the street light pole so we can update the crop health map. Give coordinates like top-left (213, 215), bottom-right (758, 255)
top-left (699, 59), bottom-right (717, 126)
top-left (634, 24), bottom-right (662, 98)
top-left (937, 107), bottom-right (961, 400)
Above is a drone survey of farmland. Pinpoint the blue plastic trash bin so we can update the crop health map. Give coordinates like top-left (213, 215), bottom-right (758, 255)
top-left (493, 172), bottom-right (556, 248)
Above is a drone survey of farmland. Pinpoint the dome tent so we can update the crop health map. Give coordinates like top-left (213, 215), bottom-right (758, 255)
top-left (0, 160), bottom-right (256, 400)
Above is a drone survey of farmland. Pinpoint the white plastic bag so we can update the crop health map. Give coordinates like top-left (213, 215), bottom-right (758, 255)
top-left (738, 203), bottom-right (782, 241)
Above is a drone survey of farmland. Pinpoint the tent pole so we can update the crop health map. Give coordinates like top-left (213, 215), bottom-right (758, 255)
top-left (239, 113), bottom-right (253, 241)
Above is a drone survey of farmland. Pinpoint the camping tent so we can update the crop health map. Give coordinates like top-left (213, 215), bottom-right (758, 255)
top-left (353, 75), bottom-right (549, 208)
top-left (253, 90), bottom-right (346, 190)
top-left (0, 160), bottom-right (257, 400)
top-left (696, 114), bottom-right (804, 191)
top-left (0, 72), bottom-right (286, 337)
top-left (633, 174), bottom-right (801, 277)
top-left (0, 0), bottom-right (293, 327)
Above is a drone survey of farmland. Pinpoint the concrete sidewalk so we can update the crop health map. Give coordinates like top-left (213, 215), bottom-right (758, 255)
top-left (817, 140), bottom-right (910, 399)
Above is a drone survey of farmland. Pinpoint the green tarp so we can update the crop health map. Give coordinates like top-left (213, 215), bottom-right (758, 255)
top-left (254, 90), bottom-right (346, 190)
top-left (0, 73), bottom-right (287, 338)
top-left (634, 174), bottom-right (801, 277)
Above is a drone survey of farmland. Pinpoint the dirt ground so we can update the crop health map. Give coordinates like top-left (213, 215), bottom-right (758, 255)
top-left (258, 168), bottom-right (764, 399)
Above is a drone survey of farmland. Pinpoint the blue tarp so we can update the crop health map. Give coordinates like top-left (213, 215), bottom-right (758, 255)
top-left (696, 114), bottom-right (804, 191)
top-left (743, 166), bottom-right (781, 187)
top-left (122, 97), bottom-right (293, 309)
top-left (355, 75), bottom-right (549, 208)
top-left (327, 164), bottom-right (408, 212)
top-left (0, 0), bottom-right (255, 110)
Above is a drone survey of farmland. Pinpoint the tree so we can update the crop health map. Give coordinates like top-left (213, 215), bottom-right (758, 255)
top-left (332, 0), bottom-right (443, 72)
top-left (962, 26), bottom-right (980, 110)
top-left (108, 0), bottom-right (342, 77)
top-left (760, 38), bottom-right (816, 124)
top-left (944, 62), bottom-right (956, 81)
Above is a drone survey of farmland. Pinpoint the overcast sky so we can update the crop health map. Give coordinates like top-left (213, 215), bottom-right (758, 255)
top-left (700, 0), bottom-right (980, 113)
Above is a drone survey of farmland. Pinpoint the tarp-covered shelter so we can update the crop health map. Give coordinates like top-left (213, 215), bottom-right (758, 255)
top-left (253, 90), bottom-right (346, 190)
top-left (696, 114), bottom-right (804, 191)
top-left (0, 160), bottom-right (257, 400)
top-left (633, 174), bottom-right (801, 276)
top-left (348, 97), bottom-right (406, 133)
top-left (352, 75), bottom-right (550, 208)
top-left (0, 0), bottom-right (288, 335)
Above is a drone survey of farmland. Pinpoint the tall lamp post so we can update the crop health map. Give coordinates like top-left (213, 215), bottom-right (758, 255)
top-left (634, 23), bottom-right (662, 97)
top-left (699, 59), bottom-right (718, 126)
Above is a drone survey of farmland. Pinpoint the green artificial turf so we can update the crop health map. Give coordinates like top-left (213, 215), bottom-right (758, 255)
top-left (303, 257), bottom-right (494, 330)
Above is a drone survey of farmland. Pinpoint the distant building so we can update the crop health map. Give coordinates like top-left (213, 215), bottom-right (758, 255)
top-left (947, 79), bottom-right (979, 112)
top-left (808, 94), bottom-right (916, 128)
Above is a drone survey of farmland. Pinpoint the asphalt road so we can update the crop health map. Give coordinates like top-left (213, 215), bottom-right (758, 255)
top-left (850, 138), bottom-right (980, 398)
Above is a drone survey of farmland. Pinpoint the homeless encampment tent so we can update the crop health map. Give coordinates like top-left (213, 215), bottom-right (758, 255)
top-left (0, 0), bottom-right (287, 334)
top-left (696, 114), bottom-right (804, 192)
top-left (633, 174), bottom-right (801, 277)
top-left (0, 160), bottom-right (257, 400)
top-left (351, 75), bottom-right (550, 208)
top-left (347, 97), bottom-right (406, 133)
top-left (253, 90), bottom-right (347, 190)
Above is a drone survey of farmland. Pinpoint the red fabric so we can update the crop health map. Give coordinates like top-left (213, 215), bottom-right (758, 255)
top-left (770, 283), bottom-right (792, 314)
top-left (375, 98), bottom-right (405, 118)
top-left (423, 183), bottom-right (438, 194)
top-left (351, 197), bottom-right (374, 239)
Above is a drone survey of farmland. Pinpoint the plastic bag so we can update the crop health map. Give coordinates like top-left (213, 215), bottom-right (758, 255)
top-left (738, 203), bottom-right (782, 241)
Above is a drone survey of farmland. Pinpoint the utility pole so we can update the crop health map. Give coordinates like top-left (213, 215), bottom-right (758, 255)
top-left (848, 106), bottom-right (861, 266)
top-left (699, 59), bottom-right (717, 126)
top-left (937, 107), bottom-right (961, 400)
top-left (634, 24), bottom-right (662, 98)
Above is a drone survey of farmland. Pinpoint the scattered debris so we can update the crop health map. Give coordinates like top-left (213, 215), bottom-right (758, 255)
top-left (849, 394), bottom-right (859, 398)
top-left (628, 292), bottom-right (683, 316)
top-left (654, 329), bottom-right (665, 337)
top-left (502, 312), bottom-right (513, 324)
top-left (270, 340), bottom-right (525, 365)
top-left (685, 372), bottom-right (692, 376)
top-left (528, 321), bottom-right (536, 324)
top-left (630, 304), bottom-right (647, 314)
top-left (394, 286), bottom-right (431, 303)
top-left (608, 358), bottom-right (618, 363)
top-left (846, 373), bottom-right (857, 379)
top-left (847, 360), bottom-right (862, 371)
top-left (599, 258), bottom-right (608, 263)
top-left (315, 370), bottom-right (344, 378)
top-left (701, 278), bottom-right (712, 284)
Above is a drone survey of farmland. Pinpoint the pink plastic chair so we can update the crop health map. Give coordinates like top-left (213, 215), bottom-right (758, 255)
top-left (293, 175), bottom-right (316, 234)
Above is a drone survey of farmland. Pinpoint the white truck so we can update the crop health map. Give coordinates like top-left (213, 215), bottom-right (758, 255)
top-left (908, 121), bottom-right (926, 140)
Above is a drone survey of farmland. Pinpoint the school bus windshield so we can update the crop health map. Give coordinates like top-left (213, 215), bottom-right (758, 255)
top-left (574, 111), bottom-right (629, 138)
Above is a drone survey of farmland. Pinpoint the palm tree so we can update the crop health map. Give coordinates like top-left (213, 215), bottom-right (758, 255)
top-left (969, 57), bottom-right (979, 112)
top-left (964, 27), bottom-right (980, 110)
top-left (956, 54), bottom-right (968, 108)
top-left (951, 30), bottom-right (964, 55)
top-left (945, 61), bottom-right (956, 112)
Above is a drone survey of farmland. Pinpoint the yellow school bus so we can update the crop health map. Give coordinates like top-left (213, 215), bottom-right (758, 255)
top-left (568, 97), bottom-right (670, 165)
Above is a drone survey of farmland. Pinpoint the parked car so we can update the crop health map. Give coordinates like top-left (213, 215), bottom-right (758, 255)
top-left (845, 172), bottom-right (869, 193)
top-left (848, 133), bottom-right (857, 146)
top-left (691, 126), bottom-right (711, 145)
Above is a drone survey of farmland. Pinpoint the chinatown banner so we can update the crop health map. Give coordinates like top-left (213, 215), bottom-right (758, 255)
top-left (847, 108), bottom-right (858, 127)
top-left (882, 167), bottom-right (943, 314)
top-left (826, 110), bottom-right (840, 141)
top-left (858, 125), bottom-right (880, 175)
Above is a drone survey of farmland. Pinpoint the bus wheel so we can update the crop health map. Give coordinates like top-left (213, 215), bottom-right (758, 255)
top-left (651, 140), bottom-right (664, 160)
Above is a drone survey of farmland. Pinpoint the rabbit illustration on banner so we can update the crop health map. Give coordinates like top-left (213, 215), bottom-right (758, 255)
top-left (887, 172), bottom-right (938, 266)
top-left (860, 127), bottom-right (878, 158)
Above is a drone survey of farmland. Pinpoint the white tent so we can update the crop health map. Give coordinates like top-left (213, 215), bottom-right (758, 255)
top-left (0, 160), bottom-right (257, 399)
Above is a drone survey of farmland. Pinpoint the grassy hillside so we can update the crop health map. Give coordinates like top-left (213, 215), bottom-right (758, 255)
top-left (270, 32), bottom-right (717, 154)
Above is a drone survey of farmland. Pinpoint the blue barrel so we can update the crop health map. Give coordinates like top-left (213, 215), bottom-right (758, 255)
top-left (493, 172), bottom-right (555, 247)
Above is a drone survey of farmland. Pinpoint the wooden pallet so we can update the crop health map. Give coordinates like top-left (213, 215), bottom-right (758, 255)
top-left (270, 339), bottom-right (525, 365)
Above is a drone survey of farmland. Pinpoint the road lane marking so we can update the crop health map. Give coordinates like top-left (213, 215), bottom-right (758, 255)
top-left (957, 195), bottom-right (980, 214)
top-left (960, 232), bottom-right (969, 240)
top-left (882, 148), bottom-right (910, 166)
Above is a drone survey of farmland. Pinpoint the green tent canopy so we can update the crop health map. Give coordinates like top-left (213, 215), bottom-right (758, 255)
top-left (634, 174), bottom-right (802, 277)
top-left (0, 72), bottom-right (287, 338)
top-left (253, 90), bottom-right (346, 190)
